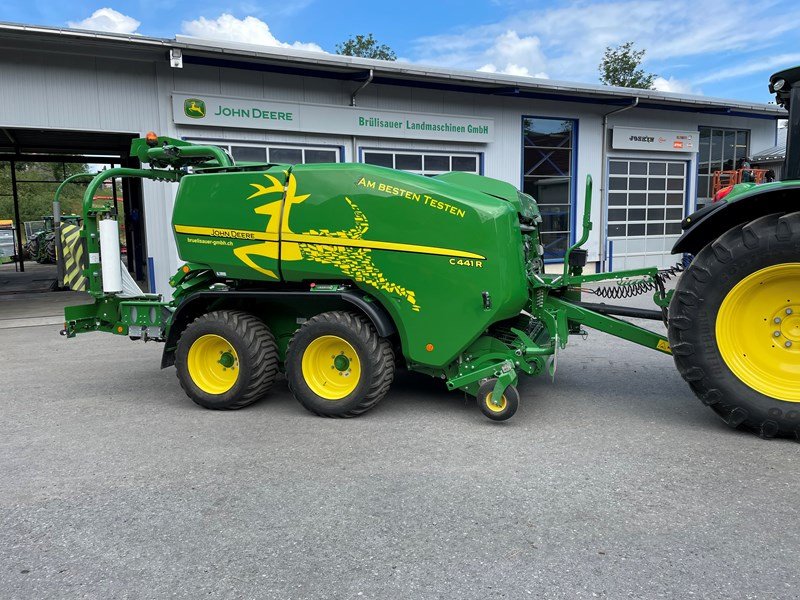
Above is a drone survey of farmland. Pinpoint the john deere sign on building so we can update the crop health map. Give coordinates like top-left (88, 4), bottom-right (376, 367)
top-left (172, 93), bottom-right (495, 142)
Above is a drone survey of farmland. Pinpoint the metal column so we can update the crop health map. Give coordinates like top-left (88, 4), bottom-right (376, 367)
top-left (10, 160), bottom-right (24, 273)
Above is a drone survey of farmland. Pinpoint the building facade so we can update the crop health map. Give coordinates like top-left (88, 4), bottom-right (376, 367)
top-left (0, 23), bottom-right (785, 296)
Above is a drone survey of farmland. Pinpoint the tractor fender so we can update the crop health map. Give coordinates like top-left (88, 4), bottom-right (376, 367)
top-left (160, 289), bottom-right (396, 369)
top-left (673, 182), bottom-right (800, 255)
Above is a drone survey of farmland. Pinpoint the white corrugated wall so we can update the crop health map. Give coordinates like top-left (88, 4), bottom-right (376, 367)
top-left (1, 48), bottom-right (779, 295)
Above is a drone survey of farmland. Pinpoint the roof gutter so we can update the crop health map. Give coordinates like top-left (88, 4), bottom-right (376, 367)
top-left (599, 97), bottom-right (639, 270)
top-left (0, 22), bottom-right (785, 117)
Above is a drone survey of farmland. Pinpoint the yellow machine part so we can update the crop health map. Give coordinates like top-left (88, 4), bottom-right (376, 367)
top-left (716, 263), bottom-right (800, 402)
top-left (61, 224), bottom-right (87, 292)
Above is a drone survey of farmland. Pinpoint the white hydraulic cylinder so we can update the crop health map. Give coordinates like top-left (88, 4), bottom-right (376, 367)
top-left (99, 218), bottom-right (123, 293)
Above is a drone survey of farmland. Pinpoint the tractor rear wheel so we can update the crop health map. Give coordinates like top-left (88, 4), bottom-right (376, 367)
top-left (25, 238), bottom-right (39, 261)
top-left (286, 311), bottom-right (394, 417)
top-left (668, 212), bottom-right (800, 438)
top-left (175, 310), bottom-right (278, 410)
top-left (44, 234), bottom-right (56, 264)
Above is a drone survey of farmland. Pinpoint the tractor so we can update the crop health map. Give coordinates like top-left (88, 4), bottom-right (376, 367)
top-left (58, 67), bottom-right (800, 438)
top-left (24, 216), bottom-right (56, 264)
top-left (25, 215), bottom-right (82, 263)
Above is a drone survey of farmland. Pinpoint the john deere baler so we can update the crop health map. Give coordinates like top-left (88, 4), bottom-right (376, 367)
top-left (60, 60), bottom-right (800, 444)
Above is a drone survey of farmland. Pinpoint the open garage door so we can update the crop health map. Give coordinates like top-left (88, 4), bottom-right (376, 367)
top-left (0, 128), bottom-right (146, 296)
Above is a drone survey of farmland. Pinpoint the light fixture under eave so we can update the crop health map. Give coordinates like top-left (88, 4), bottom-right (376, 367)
top-left (170, 48), bottom-right (183, 69)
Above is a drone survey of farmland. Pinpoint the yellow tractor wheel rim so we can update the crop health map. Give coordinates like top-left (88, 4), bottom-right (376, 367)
top-left (301, 335), bottom-right (362, 400)
top-left (484, 392), bottom-right (508, 413)
top-left (187, 334), bottom-right (240, 395)
top-left (716, 263), bottom-right (800, 402)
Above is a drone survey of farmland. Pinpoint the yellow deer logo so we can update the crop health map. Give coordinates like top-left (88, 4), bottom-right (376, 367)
top-left (183, 98), bottom-right (206, 119)
top-left (233, 172), bottom-right (420, 310)
top-left (232, 172), bottom-right (309, 278)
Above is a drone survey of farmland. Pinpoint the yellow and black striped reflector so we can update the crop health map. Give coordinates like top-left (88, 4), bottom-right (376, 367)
top-left (61, 224), bottom-right (87, 292)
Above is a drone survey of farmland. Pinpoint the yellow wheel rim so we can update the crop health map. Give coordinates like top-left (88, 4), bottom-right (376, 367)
top-left (187, 334), bottom-right (240, 395)
top-left (716, 263), bottom-right (800, 402)
top-left (484, 392), bottom-right (508, 413)
top-left (301, 335), bottom-right (361, 400)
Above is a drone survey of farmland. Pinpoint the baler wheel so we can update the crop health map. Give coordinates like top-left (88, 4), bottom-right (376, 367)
top-left (477, 379), bottom-right (519, 421)
top-left (175, 310), bottom-right (278, 410)
top-left (286, 311), bottom-right (394, 418)
top-left (668, 212), bottom-right (800, 439)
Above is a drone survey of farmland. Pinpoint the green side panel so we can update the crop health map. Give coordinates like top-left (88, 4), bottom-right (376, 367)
top-left (723, 180), bottom-right (790, 203)
top-left (281, 163), bottom-right (529, 367)
top-left (434, 171), bottom-right (523, 215)
top-left (171, 167), bottom-right (289, 281)
top-left (170, 162), bottom-right (529, 367)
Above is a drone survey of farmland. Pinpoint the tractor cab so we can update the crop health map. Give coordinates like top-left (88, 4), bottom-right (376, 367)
top-left (770, 66), bottom-right (800, 181)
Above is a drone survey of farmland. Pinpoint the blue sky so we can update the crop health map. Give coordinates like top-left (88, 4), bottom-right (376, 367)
top-left (2, 0), bottom-right (799, 102)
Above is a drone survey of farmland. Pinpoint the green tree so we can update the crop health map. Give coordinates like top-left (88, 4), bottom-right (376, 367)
top-left (335, 33), bottom-right (396, 61)
top-left (598, 42), bottom-right (656, 89)
top-left (0, 162), bottom-right (93, 240)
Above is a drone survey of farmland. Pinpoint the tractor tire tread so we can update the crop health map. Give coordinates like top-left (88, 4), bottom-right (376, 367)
top-left (667, 211), bottom-right (800, 438)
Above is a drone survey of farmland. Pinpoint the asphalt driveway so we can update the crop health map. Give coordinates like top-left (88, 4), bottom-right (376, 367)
top-left (1, 293), bottom-right (798, 599)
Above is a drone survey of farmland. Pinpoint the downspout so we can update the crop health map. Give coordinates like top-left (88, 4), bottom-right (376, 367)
top-left (599, 97), bottom-right (639, 271)
top-left (351, 69), bottom-right (374, 107)
top-left (350, 69), bottom-right (373, 162)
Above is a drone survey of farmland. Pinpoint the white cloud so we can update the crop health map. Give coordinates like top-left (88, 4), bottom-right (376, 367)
top-left (478, 63), bottom-right (548, 78)
top-left (181, 14), bottom-right (322, 52)
top-left (68, 8), bottom-right (140, 34)
top-left (652, 76), bottom-right (700, 95)
top-left (695, 52), bottom-right (800, 85)
top-left (478, 30), bottom-right (548, 78)
top-left (411, 0), bottom-right (800, 91)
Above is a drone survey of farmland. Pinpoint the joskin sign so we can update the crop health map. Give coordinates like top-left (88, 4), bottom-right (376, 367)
top-left (172, 93), bottom-right (494, 143)
top-left (612, 126), bottom-right (699, 153)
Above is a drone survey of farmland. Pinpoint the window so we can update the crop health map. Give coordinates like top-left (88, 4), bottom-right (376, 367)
top-left (361, 150), bottom-right (480, 176)
top-left (522, 117), bottom-right (575, 259)
top-left (697, 127), bottom-right (749, 204)
top-left (188, 140), bottom-right (341, 165)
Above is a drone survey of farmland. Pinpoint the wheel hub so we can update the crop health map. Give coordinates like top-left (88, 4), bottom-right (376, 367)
top-left (772, 307), bottom-right (800, 349)
top-left (219, 351), bottom-right (236, 368)
top-left (333, 353), bottom-right (351, 372)
top-left (484, 392), bottom-right (507, 412)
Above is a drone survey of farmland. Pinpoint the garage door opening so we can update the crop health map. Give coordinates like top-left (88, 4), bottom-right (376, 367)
top-left (0, 128), bottom-right (146, 297)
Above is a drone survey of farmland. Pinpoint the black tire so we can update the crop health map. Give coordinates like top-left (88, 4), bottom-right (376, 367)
top-left (175, 310), bottom-right (278, 410)
top-left (27, 238), bottom-right (40, 262)
top-left (286, 311), bottom-right (394, 418)
top-left (25, 239), bottom-right (38, 261)
top-left (477, 379), bottom-right (519, 421)
top-left (668, 212), bottom-right (800, 439)
top-left (45, 235), bottom-right (56, 264)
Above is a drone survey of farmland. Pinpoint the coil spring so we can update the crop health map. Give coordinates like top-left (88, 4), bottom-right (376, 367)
top-left (589, 255), bottom-right (693, 301)
top-left (535, 288), bottom-right (545, 308)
